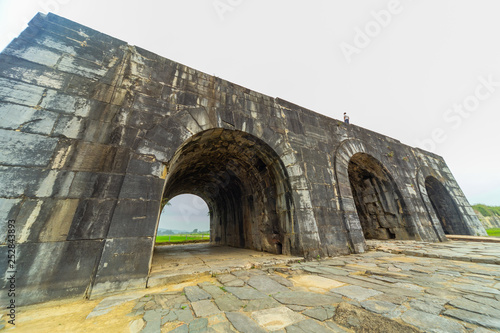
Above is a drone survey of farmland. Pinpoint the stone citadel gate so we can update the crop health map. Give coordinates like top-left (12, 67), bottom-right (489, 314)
top-left (0, 13), bottom-right (486, 305)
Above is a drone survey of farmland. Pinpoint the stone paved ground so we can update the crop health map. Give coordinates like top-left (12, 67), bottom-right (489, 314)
top-left (2, 240), bottom-right (500, 332)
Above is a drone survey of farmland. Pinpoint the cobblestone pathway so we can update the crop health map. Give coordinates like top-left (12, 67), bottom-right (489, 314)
top-left (3, 240), bottom-right (500, 332)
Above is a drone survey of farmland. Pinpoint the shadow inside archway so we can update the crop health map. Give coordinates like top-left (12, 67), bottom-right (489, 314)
top-left (348, 153), bottom-right (414, 240)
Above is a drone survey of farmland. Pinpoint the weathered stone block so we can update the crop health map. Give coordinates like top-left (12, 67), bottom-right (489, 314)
top-left (40, 89), bottom-right (91, 115)
top-left (11, 198), bottom-right (79, 243)
top-left (52, 115), bottom-right (85, 139)
top-left (0, 77), bottom-right (46, 106)
top-left (0, 129), bottom-right (59, 166)
top-left (0, 54), bottom-right (69, 90)
top-left (106, 200), bottom-right (161, 238)
top-left (118, 174), bottom-right (164, 201)
top-left (2, 37), bottom-right (62, 67)
top-left (0, 102), bottom-right (59, 135)
top-left (63, 142), bottom-right (130, 173)
top-left (90, 237), bottom-right (153, 297)
top-left (57, 54), bottom-right (107, 80)
top-left (0, 239), bottom-right (104, 305)
top-left (68, 199), bottom-right (117, 240)
top-left (127, 155), bottom-right (165, 177)
top-left (0, 166), bottom-right (46, 197)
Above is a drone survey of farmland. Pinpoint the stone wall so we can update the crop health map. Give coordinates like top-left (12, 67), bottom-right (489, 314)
top-left (0, 13), bottom-right (486, 305)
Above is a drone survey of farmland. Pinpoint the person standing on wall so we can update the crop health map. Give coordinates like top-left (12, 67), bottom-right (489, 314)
top-left (344, 112), bottom-right (350, 124)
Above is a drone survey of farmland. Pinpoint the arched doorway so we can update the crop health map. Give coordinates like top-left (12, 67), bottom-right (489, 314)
top-left (424, 176), bottom-right (469, 235)
top-left (159, 129), bottom-right (295, 255)
top-left (348, 153), bottom-right (413, 240)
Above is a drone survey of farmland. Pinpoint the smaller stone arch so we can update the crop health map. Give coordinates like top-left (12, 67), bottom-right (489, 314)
top-left (416, 167), bottom-right (472, 237)
top-left (348, 153), bottom-right (415, 241)
top-left (334, 139), bottom-right (418, 252)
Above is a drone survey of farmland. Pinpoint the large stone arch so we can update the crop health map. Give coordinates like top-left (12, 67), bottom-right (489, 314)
top-left (161, 128), bottom-right (296, 255)
top-left (334, 139), bottom-right (420, 253)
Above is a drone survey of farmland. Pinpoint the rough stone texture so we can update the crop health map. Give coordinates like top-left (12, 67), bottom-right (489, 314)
top-left (443, 309), bottom-right (500, 331)
top-left (191, 300), bottom-right (221, 317)
top-left (302, 305), bottom-right (336, 321)
top-left (184, 286), bottom-right (212, 302)
top-left (225, 312), bottom-right (266, 333)
top-left (329, 285), bottom-right (382, 301)
top-left (251, 307), bottom-right (306, 331)
top-left (213, 294), bottom-right (244, 312)
top-left (401, 309), bottom-right (466, 333)
top-left (273, 291), bottom-right (342, 307)
top-left (0, 12), bottom-right (486, 305)
top-left (286, 319), bottom-right (337, 333)
top-left (247, 275), bottom-right (290, 294)
top-left (225, 286), bottom-right (268, 300)
top-left (335, 302), bottom-right (420, 333)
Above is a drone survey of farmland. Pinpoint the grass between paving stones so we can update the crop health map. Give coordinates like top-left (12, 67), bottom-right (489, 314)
top-left (156, 233), bottom-right (210, 244)
top-left (486, 228), bottom-right (500, 237)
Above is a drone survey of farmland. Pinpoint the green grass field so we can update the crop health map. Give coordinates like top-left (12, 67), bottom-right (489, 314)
top-left (156, 234), bottom-right (209, 243)
top-left (486, 229), bottom-right (500, 237)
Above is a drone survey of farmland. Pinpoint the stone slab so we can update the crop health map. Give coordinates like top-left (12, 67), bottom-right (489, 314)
top-left (192, 300), bottom-right (221, 317)
top-left (329, 285), bottom-right (382, 302)
top-left (247, 275), bottom-right (290, 294)
top-left (401, 309), bottom-right (465, 333)
top-left (86, 293), bottom-right (142, 318)
top-left (214, 294), bottom-right (244, 312)
top-left (225, 286), bottom-right (268, 300)
top-left (251, 306), bottom-right (305, 331)
top-left (244, 298), bottom-right (282, 312)
top-left (285, 319), bottom-right (335, 333)
top-left (291, 275), bottom-right (345, 290)
top-left (225, 312), bottom-right (266, 333)
top-left (449, 297), bottom-right (500, 318)
top-left (360, 300), bottom-right (399, 316)
top-left (185, 286), bottom-right (212, 302)
top-left (444, 309), bottom-right (500, 330)
top-left (302, 305), bottom-right (336, 321)
top-left (273, 291), bottom-right (342, 307)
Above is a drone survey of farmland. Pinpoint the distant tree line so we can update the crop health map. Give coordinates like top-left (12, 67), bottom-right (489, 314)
top-left (157, 228), bottom-right (210, 235)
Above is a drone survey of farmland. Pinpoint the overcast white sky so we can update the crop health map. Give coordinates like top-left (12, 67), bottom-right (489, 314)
top-left (1, 0), bottom-right (499, 229)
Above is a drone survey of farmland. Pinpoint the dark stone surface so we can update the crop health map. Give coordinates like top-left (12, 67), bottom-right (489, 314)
top-left (91, 237), bottom-right (153, 297)
top-left (225, 312), bottom-right (266, 333)
top-left (68, 199), bottom-right (117, 240)
top-left (106, 200), bottom-right (161, 238)
top-left (0, 240), bottom-right (104, 304)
